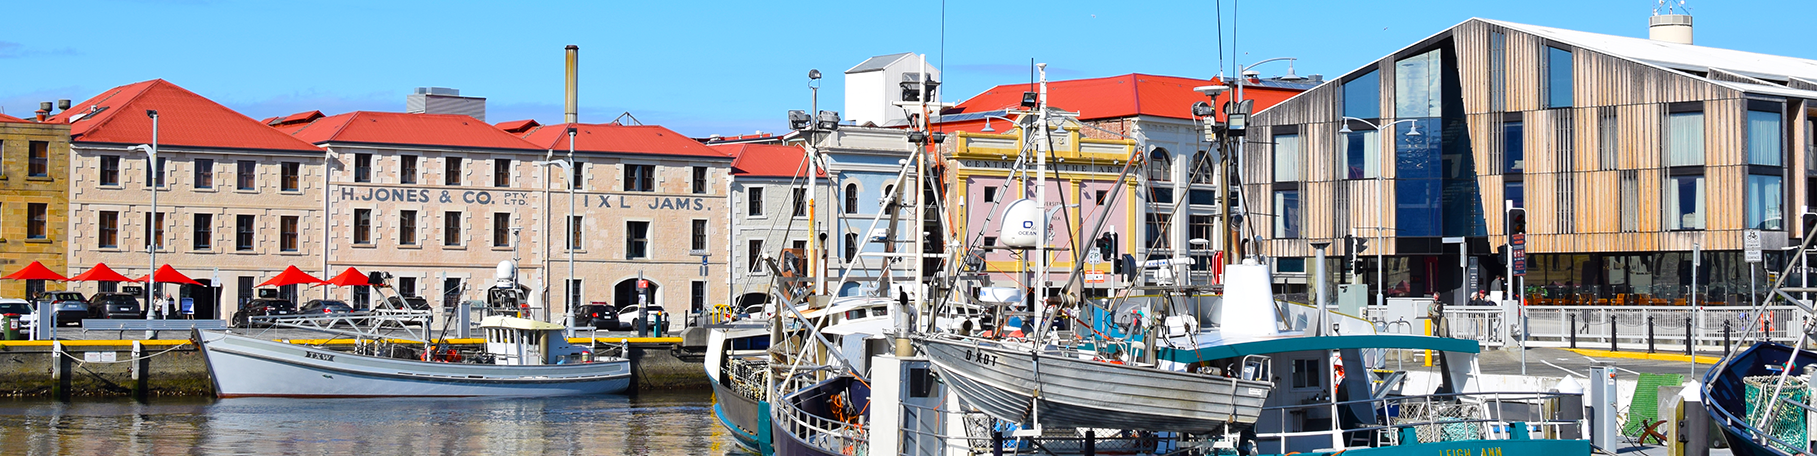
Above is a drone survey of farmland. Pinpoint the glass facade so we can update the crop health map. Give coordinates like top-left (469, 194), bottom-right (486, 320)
top-left (1395, 50), bottom-right (1443, 118)
top-left (1343, 70), bottom-right (1380, 119)
top-left (1344, 130), bottom-right (1379, 179)
top-left (1748, 110), bottom-right (1782, 166)
top-left (1274, 190), bottom-right (1300, 239)
top-left (1666, 112), bottom-right (1704, 166)
top-left (1504, 121), bottom-right (1524, 172)
top-left (1747, 174), bottom-right (1783, 230)
top-left (1396, 117), bottom-right (1444, 237)
top-left (1546, 47), bottom-right (1573, 108)
top-left (1664, 175), bottom-right (1705, 230)
top-left (1273, 134), bottom-right (1300, 182)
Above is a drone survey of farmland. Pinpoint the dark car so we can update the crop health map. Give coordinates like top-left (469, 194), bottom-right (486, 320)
top-left (299, 299), bottom-right (356, 315)
top-left (579, 304), bottom-right (626, 330)
top-left (88, 293), bottom-right (145, 319)
top-left (234, 298), bottom-right (297, 328)
top-left (385, 295), bottom-right (431, 311)
top-left (36, 291), bottom-right (88, 326)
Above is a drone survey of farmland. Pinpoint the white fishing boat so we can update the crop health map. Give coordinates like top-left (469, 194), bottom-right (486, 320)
top-left (197, 314), bottom-right (630, 398)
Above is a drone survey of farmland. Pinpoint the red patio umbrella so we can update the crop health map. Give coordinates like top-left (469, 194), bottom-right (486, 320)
top-left (320, 267), bottom-right (369, 287)
top-left (68, 263), bottom-right (135, 282)
top-left (134, 265), bottom-right (203, 287)
top-left (258, 265), bottom-right (324, 288)
top-left (2, 261), bottom-right (68, 281)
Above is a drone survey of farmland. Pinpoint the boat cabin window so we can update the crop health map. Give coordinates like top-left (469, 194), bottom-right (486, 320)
top-left (730, 336), bottom-right (770, 351)
top-left (1291, 359), bottom-right (1322, 389)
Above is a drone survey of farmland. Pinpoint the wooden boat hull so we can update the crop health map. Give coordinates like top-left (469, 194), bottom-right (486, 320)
top-left (196, 330), bottom-right (631, 397)
top-left (920, 336), bottom-right (1271, 433)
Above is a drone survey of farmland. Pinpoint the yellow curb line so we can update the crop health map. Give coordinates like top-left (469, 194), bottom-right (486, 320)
top-left (1563, 348), bottom-right (1717, 365)
top-left (0, 340), bottom-right (192, 347)
top-left (0, 337), bottom-right (682, 347)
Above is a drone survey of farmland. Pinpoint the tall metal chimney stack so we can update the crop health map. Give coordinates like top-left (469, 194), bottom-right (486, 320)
top-left (565, 45), bottom-right (579, 124)
top-left (1648, 11), bottom-right (1693, 45)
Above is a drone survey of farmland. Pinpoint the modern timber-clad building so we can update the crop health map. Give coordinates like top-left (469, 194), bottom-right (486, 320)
top-left (0, 112), bottom-right (72, 299)
top-left (1244, 16), bottom-right (1817, 306)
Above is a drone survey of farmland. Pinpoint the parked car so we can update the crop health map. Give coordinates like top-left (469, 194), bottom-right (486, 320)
top-left (234, 298), bottom-right (297, 328)
top-left (299, 299), bottom-right (356, 315)
top-left (88, 293), bottom-right (145, 319)
top-left (385, 295), bottom-right (431, 311)
top-left (618, 305), bottom-right (671, 333)
top-left (0, 298), bottom-right (36, 338)
top-left (36, 291), bottom-right (88, 326)
top-left (579, 304), bottom-right (626, 331)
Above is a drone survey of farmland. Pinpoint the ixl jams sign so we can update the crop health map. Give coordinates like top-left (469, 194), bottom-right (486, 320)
top-left (338, 187), bottom-right (710, 211)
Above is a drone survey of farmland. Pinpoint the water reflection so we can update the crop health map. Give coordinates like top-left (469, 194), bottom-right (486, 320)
top-left (0, 391), bottom-right (742, 455)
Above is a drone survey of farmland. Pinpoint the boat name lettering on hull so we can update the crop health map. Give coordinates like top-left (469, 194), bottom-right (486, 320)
top-left (306, 351), bottom-right (335, 362)
top-left (1439, 448), bottom-right (1501, 456)
top-left (963, 349), bottom-right (997, 366)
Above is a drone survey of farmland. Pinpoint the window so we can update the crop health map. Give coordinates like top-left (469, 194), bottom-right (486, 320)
top-left (749, 240), bottom-right (764, 272)
top-left (1664, 175), bottom-right (1705, 230)
top-left (194, 158), bottom-right (213, 189)
top-left (149, 157), bottom-right (167, 188)
top-left (445, 156), bottom-right (463, 185)
top-left (1147, 149), bottom-right (1171, 182)
top-left (1343, 129), bottom-right (1380, 179)
top-left (1488, 31), bottom-right (1507, 112)
top-left (444, 211), bottom-right (461, 246)
top-left (99, 211), bottom-right (118, 248)
top-left (1619, 171), bottom-right (1640, 232)
top-left (1274, 190), bottom-right (1301, 238)
top-left (398, 277), bottom-right (416, 297)
top-left (144, 212), bottom-right (165, 249)
top-left (983, 187), bottom-right (997, 203)
top-left (1273, 134), bottom-right (1300, 182)
top-left (193, 214), bottom-right (212, 250)
top-left (624, 164), bottom-right (655, 191)
top-left (1395, 49), bottom-right (1442, 118)
top-left (844, 233), bottom-right (858, 262)
top-left (691, 281), bottom-right (707, 314)
top-left (571, 162), bottom-right (585, 190)
top-left (691, 219), bottom-right (707, 250)
top-left (792, 188), bottom-right (807, 217)
top-left (1545, 46), bottom-right (1574, 109)
top-left (494, 159), bottom-right (511, 187)
top-left (1190, 151), bottom-right (1216, 184)
top-left (26, 203), bottom-right (47, 239)
top-left (353, 209), bottom-right (372, 244)
top-left (237, 160), bottom-right (255, 190)
top-left (883, 185), bottom-right (896, 203)
top-left (27, 141), bottom-right (48, 177)
top-left (1505, 181), bottom-right (1525, 211)
top-left (1145, 213), bottom-right (1170, 250)
top-left (1598, 107), bottom-right (1618, 170)
top-left (100, 156), bottom-right (120, 185)
top-left (1748, 110), bottom-right (1783, 166)
top-left (1505, 121), bottom-right (1524, 172)
top-left (1342, 69), bottom-right (1380, 119)
top-left (1748, 174), bottom-right (1784, 230)
top-left (400, 210), bottom-right (418, 245)
top-left (692, 166), bottom-right (708, 194)
top-left (353, 285), bottom-right (370, 308)
top-left (568, 215), bottom-right (583, 250)
top-left (493, 213), bottom-right (511, 247)
top-left (1666, 112), bottom-right (1704, 166)
top-left (400, 155), bottom-right (417, 184)
top-left (1292, 359), bottom-right (1322, 389)
top-left (281, 162), bottom-right (300, 191)
top-left (748, 187), bottom-right (765, 217)
top-left (555, 278), bottom-right (581, 310)
top-left (1190, 216), bottom-right (1214, 248)
top-left (626, 221), bottom-right (650, 259)
top-left (354, 153), bottom-right (372, 183)
top-left (845, 183), bottom-right (859, 213)
top-left (280, 216), bottom-right (298, 252)
top-left (236, 214), bottom-right (255, 251)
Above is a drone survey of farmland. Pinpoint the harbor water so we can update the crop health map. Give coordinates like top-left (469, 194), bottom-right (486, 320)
top-left (0, 391), bottom-right (748, 455)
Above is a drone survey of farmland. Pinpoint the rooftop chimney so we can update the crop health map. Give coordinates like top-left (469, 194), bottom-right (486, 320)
top-left (1649, 13), bottom-right (1693, 45)
top-left (564, 45), bottom-right (579, 124)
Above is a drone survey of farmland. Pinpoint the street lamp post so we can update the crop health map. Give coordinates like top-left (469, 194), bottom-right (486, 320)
top-left (130, 110), bottom-right (160, 331)
top-left (1339, 116), bottom-right (1420, 310)
top-left (1227, 58), bottom-right (1304, 263)
top-left (534, 126), bottom-right (580, 335)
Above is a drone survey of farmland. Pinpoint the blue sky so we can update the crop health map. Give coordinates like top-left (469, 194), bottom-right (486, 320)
top-left (2, 0), bottom-right (1809, 138)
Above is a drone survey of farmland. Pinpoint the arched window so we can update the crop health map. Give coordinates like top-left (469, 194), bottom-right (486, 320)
top-left (844, 183), bottom-right (859, 214)
top-left (883, 185), bottom-right (896, 204)
top-left (844, 233), bottom-right (859, 262)
top-left (1190, 150), bottom-right (1215, 184)
top-left (1147, 148), bottom-right (1172, 181)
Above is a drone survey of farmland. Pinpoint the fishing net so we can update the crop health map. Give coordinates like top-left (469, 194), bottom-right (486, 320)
top-left (1391, 401), bottom-right (1486, 443)
top-left (1622, 373), bottom-right (1684, 438)
top-left (1744, 375), bottom-right (1809, 454)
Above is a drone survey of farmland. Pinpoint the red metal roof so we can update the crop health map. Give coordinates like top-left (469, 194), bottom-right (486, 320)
top-left (288, 111), bottom-right (542, 150)
top-left (519, 122), bottom-right (731, 158)
top-left (47, 79), bottom-right (322, 152)
top-left (716, 143), bottom-right (823, 178)
top-left (276, 110), bottom-right (324, 125)
top-left (494, 119), bottom-right (540, 133)
top-left (0, 112), bottom-right (31, 123)
top-left (940, 74), bottom-right (1310, 129)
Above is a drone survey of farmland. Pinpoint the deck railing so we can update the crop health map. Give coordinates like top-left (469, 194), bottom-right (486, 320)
top-left (775, 379), bottom-right (869, 456)
top-left (1368, 305), bottom-right (1806, 352)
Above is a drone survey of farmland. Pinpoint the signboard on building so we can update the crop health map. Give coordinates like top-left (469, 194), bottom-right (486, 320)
top-left (1084, 272), bottom-right (1106, 284)
top-left (1745, 229), bottom-right (1763, 263)
top-left (1511, 233), bottom-right (1526, 277)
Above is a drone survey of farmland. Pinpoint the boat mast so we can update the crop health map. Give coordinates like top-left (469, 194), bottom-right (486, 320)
top-left (1033, 63), bottom-right (1050, 342)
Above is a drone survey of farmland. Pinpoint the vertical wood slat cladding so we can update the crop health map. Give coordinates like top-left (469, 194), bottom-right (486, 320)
top-left (1456, 22), bottom-right (1491, 116)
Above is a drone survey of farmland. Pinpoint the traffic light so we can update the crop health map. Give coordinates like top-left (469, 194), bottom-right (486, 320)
top-left (1343, 235), bottom-right (1357, 280)
top-left (1096, 233), bottom-right (1117, 260)
top-left (1508, 207), bottom-right (1527, 235)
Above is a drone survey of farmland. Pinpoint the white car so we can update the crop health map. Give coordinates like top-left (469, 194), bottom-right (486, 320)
top-left (617, 305), bottom-right (671, 333)
top-left (0, 298), bottom-right (36, 339)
